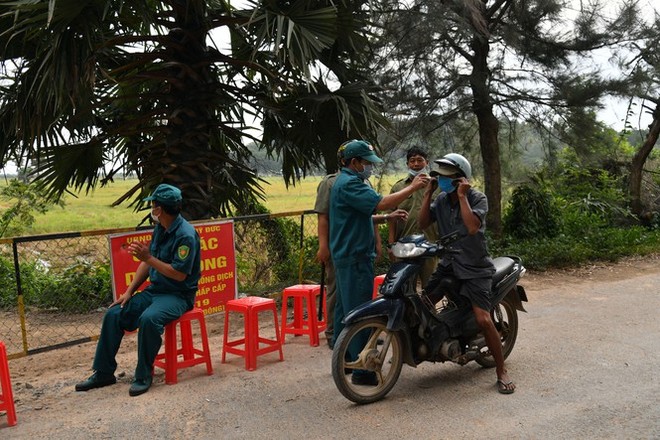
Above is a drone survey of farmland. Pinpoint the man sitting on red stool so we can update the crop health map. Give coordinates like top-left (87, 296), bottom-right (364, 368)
top-left (75, 183), bottom-right (201, 396)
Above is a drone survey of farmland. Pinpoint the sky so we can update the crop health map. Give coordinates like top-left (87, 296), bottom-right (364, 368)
top-left (587, 0), bottom-right (657, 131)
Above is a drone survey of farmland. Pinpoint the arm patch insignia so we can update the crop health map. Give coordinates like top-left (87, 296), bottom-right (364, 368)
top-left (177, 245), bottom-right (190, 260)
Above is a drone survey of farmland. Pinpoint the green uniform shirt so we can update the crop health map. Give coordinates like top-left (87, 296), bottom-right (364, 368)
top-left (146, 214), bottom-right (201, 300)
top-left (329, 168), bottom-right (382, 267)
top-left (390, 174), bottom-right (440, 242)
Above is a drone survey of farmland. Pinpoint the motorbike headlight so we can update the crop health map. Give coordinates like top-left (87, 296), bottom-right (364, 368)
top-left (391, 242), bottom-right (427, 258)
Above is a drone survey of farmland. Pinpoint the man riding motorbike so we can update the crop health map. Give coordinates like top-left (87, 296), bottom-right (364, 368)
top-left (418, 153), bottom-right (516, 394)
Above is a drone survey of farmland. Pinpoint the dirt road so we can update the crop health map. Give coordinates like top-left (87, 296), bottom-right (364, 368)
top-left (3, 256), bottom-right (660, 439)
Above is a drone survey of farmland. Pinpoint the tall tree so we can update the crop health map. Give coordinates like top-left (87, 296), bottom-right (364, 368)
top-left (616, 9), bottom-right (660, 217)
top-left (0, 0), bottom-right (384, 219)
top-left (366, 0), bottom-right (637, 235)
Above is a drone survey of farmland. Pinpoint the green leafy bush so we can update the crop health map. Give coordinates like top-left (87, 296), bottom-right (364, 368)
top-left (491, 226), bottom-right (660, 271)
top-left (503, 183), bottom-right (560, 239)
top-left (0, 255), bottom-right (112, 312)
top-left (0, 256), bottom-right (17, 308)
top-left (233, 201), bottom-right (305, 293)
top-left (375, 226), bottom-right (392, 275)
top-left (21, 262), bottom-right (57, 308)
top-left (0, 179), bottom-right (64, 238)
top-left (496, 151), bottom-right (647, 270)
top-left (271, 216), bottom-right (302, 283)
top-left (551, 157), bottom-right (632, 225)
top-left (299, 234), bottom-right (322, 282)
top-left (41, 261), bottom-right (112, 313)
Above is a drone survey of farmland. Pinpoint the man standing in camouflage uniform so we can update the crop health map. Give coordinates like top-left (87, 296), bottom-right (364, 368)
top-left (388, 146), bottom-right (440, 287)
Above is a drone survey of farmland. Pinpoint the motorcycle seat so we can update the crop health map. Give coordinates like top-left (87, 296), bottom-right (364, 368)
top-left (492, 257), bottom-right (515, 286)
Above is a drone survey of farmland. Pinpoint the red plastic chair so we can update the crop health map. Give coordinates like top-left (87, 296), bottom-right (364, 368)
top-left (0, 341), bottom-right (17, 427)
top-left (222, 297), bottom-right (284, 371)
top-left (373, 274), bottom-right (387, 299)
top-left (153, 308), bottom-right (213, 384)
top-left (280, 284), bottom-right (327, 347)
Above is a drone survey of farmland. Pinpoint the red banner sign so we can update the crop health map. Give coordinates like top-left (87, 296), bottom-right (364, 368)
top-left (108, 220), bottom-right (237, 315)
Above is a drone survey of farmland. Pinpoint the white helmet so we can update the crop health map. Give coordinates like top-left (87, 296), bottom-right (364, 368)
top-left (434, 153), bottom-right (472, 179)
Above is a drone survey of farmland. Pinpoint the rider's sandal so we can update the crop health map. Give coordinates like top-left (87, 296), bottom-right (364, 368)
top-left (497, 379), bottom-right (515, 394)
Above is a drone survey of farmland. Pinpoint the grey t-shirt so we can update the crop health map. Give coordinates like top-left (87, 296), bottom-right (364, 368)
top-left (314, 173), bottom-right (338, 215)
top-left (429, 188), bottom-right (495, 279)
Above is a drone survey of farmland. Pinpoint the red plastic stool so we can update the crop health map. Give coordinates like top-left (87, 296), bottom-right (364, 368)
top-left (222, 296), bottom-right (284, 371)
top-left (153, 308), bottom-right (213, 385)
top-left (373, 274), bottom-right (387, 299)
top-left (0, 341), bottom-right (17, 427)
top-left (280, 284), bottom-right (327, 347)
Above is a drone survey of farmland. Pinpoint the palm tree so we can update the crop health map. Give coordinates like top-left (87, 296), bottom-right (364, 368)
top-left (0, 0), bottom-right (384, 219)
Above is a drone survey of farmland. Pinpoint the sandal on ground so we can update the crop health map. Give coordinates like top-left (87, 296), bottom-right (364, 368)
top-left (497, 379), bottom-right (515, 394)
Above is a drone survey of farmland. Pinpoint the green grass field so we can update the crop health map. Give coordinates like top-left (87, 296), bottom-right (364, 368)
top-left (2, 175), bottom-right (404, 236)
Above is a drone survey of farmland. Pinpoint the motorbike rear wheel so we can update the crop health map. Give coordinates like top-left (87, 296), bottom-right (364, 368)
top-left (475, 294), bottom-right (519, 368)
top-left (331, 317), bottom-right (404, 404)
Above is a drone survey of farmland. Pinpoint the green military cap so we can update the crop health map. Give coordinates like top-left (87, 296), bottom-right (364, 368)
top-left (342, 140), bottom-right (383, 164)
top-left (143, 183), bottom-right (182, 205)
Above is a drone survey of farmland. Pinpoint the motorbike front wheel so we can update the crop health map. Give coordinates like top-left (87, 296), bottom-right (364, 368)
top-left (475, 294), bottom-right (519, 368)
top-left (331, 318), bottom-right (404, 404)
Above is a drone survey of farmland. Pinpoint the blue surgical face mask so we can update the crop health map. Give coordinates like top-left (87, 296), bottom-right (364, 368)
top-left (438, 176), bottom-right (457, 194)
top-left (357, 163), bottom-right (373, 180)
top-left (409, 166), bottom-right (429, 177)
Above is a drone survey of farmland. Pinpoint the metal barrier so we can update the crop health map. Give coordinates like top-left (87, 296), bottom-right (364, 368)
top-left (0, 211), bottom-right (321, 359)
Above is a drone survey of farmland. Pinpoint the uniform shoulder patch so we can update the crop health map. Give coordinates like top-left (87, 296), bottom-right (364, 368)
top-left (177, 245), bottom-right (190, 260)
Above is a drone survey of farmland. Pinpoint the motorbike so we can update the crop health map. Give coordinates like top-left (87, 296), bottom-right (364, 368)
top-left (331, 232), bottom-right (528, 404)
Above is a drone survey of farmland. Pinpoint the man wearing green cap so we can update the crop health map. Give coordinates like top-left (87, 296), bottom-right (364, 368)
top-left (329, 140), bottom-right (430, 386)
top-left (315, 142), bottom-right (407, 349)
top-left (75, 183), bottom-right (201, 397)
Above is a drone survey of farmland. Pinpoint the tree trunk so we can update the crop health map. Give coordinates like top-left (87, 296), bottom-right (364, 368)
top-left (145, 0), bottom-right (215, 220)
top-left (629, 99), bottom-right (660, 217)
top-left (474, 102), bottom-right (502, 237)
top-left (470, 31), bottom-right (502, 237)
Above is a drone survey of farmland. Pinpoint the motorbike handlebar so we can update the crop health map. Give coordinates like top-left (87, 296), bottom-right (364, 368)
top-left (438, 230), bottom-right (461, 247)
